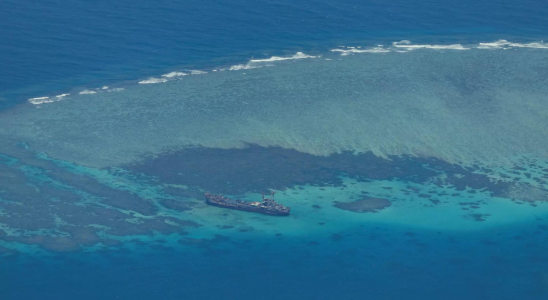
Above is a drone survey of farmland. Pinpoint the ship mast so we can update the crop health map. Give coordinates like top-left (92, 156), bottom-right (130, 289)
top-left (261, 190), bottom-right (277, 204)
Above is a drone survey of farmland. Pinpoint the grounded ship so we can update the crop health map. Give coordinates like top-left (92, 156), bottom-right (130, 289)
top-left (205, 191), bottom-right (291, 216)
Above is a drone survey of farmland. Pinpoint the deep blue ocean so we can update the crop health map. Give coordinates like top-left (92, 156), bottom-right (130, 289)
top-left (1, 0), bottom-right (547, 104)
top-left (2, 0), bottom-right (548, 299)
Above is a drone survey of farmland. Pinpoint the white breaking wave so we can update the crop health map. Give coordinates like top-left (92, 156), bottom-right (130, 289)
top-left (478, 39), bottom-right (548, 50)
top-left (249, 52), bottom-right (319, 63)
top-left (29, 86), bottom-right (127, 105)
top-left (332, 39), bottom-right (548, 56)
top-left (228, 52), bottom-right (318, 71)
top-left (161, 71), bottom-right (188, 78)
top-left (138, 71), bottom-right (195, 86)
top-left (28, 94), bottom-right (69, 105)
top-left (23, 40), bottom-right (548, 110)
top-left (28, 96), bottom-right (52, 105)
top-left (331, 47), bottom-right (390, 56)
top-left (228, 64), bottom-right (262, 71)
top-left (139, 77), bottom-right (168, 84)
top-left (79, 90), bottom-right (98, 95)
top-left (392, 40), bottom-right (469, 50)
top-left (331, 41), bottom-right (468, 56)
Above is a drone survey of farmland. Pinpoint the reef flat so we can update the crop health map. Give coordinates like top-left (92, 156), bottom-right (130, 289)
top-left (1, 47), bottom-right (548, 169)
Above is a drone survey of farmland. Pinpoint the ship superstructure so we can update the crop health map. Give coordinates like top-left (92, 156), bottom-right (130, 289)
top-left (205, 191), bottom-right (290, 216)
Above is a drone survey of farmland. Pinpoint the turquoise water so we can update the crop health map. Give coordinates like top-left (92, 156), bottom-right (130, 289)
top-left (2, 0), bottom-right (548, 299)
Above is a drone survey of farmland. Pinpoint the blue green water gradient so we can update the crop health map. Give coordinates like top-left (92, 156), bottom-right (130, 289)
top-left (1, 0), bottom-right (548, 299)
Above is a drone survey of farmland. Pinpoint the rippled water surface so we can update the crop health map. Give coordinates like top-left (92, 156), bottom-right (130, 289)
top-left (1, 1), bottom-right (548, 299)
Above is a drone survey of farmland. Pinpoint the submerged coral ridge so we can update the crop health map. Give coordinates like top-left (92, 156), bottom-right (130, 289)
top-left (0, 142), bottom-right (547, 253)
top-left (0, 145), bottom-right (199, 252)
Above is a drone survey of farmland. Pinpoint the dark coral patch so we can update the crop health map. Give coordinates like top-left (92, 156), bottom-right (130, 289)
top-left (464, 213), bottom-right (491, 222)
top-left (45, 165), bottom-right (159, 216)
top-left (0, 245), bottom-right (16, 256)
top-left (333, 197), bottom-right (391, 213)
top-left (125, 145), bottom-right (511, 196)
top-left (179, 234), bottom-right (232, 248)
top-left (217, 225), bottom-right (235, 229)
top-left (159, 199), bottom-right (196, 212)
top-left (330, 233), bottom-right (345, 241)
top-left (237, 226), bottom-right (254, 232)
top-left (0, 145), bottom-right (205, 252)
top-left (1, 225), bottom-right (104, 252)
top-left (105, 217), bottom-right (198, 237)
top-left (161, 186), bottom-right (205, 201)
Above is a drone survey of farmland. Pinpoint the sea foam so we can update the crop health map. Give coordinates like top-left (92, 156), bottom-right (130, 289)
top-left (392, 40), bottom-right (469, 50)
top-left (27, 96), bottom-right (52, 105)
top-left (28, 94), bottom-right (70, 105)
top-left (161, 71), bottom-right (188, 78)
top-left (228, 52), bottom-right (318, 71)
top-left (228, 64), bottom-right (262, 71)
top-left (79, 89), bottom-right (98, 95)
top-left (249, 52), bottom-right (319, 63)
top-left (139, 77), bottom-right (168, 84)
top-left (331, 47), bottom-right (390, 55)
top-left (331, 40), bottom-right (548, 56)
top-left (478, 39), bottom-right (548, 49)
top-left (106, 88), bottom-right (125, 92)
